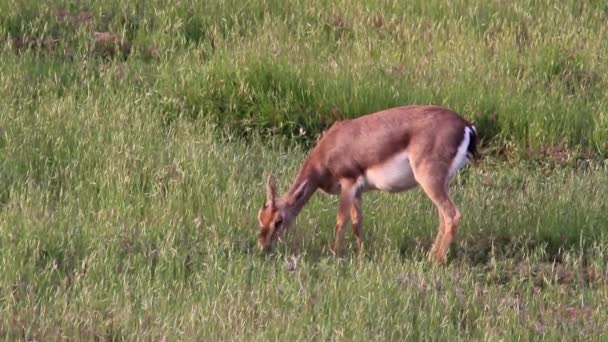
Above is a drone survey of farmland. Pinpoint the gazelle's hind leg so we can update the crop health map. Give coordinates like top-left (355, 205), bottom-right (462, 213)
top-left (428, 208), bottom-right (445, 257)
top-left (413, 162), bottom-right (461, 265)
top-left (435, 199), bottom-right (461, 264)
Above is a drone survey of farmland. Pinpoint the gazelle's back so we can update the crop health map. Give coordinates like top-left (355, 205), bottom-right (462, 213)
top-left (314, 105), bottom-right (471, 177)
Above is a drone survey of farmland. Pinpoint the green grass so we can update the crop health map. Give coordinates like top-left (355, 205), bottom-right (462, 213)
top-left (2, 0), bottom-right (608, 340)
top-left (2, 0), bottom-right (608, 153)
top-left (2, 118), bottom-right (608, 339)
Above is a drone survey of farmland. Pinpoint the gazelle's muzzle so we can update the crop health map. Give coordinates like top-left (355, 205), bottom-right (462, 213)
top-left (258, 226), bottom-right (284, 252)
top-left (258, 235), bottom-right (272, 251)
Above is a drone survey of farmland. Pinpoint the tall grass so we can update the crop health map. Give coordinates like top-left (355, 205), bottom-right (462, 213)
top-left (2, 0), bottom-right (608, 153)
top-left (2, 0), bottom-right (608, 339)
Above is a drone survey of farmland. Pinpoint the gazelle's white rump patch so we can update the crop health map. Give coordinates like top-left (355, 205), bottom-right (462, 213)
top-left (449, 126), bottom-right (473, 177)
top-left (365, 151), bottom-right (417, 192)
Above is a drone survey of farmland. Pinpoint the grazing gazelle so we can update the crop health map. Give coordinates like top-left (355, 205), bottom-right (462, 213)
top-left (257, 105), bottom-right (477, 264)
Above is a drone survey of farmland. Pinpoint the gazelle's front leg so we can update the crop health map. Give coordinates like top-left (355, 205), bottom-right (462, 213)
top-left (332, 179), bottom-right (355, 256)
top-left (350, 193), bottom-right (363, 253)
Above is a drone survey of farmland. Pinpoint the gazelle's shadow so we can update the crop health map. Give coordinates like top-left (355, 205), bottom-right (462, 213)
top-left (398, 232), bottom-right (591, 267)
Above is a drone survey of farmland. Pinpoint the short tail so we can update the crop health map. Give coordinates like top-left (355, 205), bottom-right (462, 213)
top-left (466, 125), bottom-right (478, 161)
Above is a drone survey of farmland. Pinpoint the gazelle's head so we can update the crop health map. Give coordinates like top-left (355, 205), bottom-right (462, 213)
top-left (257, 175), bottom-right (307, 251)
top-left (257, 175), bottom-right (289, 251)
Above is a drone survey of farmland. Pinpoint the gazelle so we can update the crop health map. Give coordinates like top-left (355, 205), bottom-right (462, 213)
top-left (257, 105), bottom-right (478, 264)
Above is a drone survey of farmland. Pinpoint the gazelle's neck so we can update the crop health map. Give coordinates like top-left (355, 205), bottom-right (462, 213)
top-left (280, 163), bottom-right (318, 220)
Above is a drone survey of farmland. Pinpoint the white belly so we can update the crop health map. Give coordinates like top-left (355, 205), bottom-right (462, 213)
top-left (365, 152), bottom-right (417, 192)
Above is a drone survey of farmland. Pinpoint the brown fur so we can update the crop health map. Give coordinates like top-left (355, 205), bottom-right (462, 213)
top-left (257, 105), bottom-right (477, 264)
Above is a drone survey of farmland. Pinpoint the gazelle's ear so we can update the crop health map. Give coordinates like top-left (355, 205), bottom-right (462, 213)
top-left (288, 180), bottom-right (308, 205)
top-left (266, 175), bottom-right (277, 205)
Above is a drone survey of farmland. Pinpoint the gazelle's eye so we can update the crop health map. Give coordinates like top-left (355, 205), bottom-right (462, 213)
top-left (274, 218), bottom-right (283, 227)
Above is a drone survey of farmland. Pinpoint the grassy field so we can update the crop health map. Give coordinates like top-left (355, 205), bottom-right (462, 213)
top-left (1, 0), bottom-right (608, 340)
